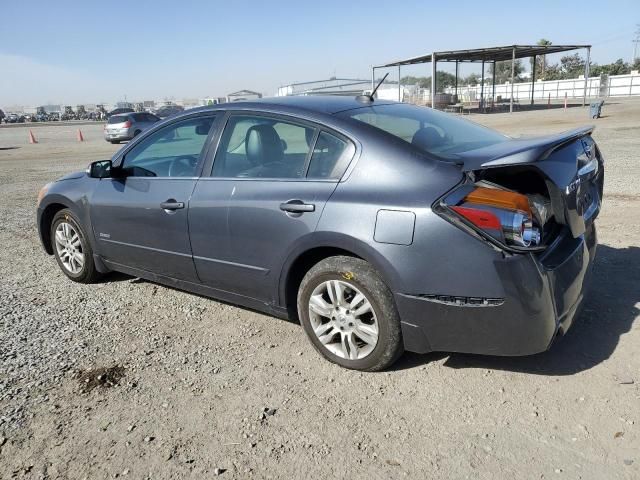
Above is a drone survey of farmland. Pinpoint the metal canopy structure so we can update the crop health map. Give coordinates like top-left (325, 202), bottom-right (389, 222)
top-left (372, 44), bottom-right (592, 112)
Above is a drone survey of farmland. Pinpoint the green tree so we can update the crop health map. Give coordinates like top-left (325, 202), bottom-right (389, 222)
top-left (533, 38), bottom-right (553, 79)
top-left (559, 53), bottom-right (586, 78)
top-left (462, 73), bottom-right (480, 85)
top-left (490, 60), bottom-right (524, 83)
top-left (400, 72), bottom-right (457, 89)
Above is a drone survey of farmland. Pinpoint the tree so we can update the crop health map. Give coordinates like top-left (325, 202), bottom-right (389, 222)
top-left (400, 76), bottom-right (422, 86)
top-left (533, 38), bottom-right (553, 79)
top-left (400, 72), bottom-right (457, 89)
top-left (462, 73), bottom-right (480, 85)
top-left (559, 53), bottom-right (586, 78)
top-left (490, 59), bottom-right (524, 83)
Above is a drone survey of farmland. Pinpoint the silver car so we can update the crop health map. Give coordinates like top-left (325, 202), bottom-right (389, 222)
top-left (104, 112), bottom-right (160, 144)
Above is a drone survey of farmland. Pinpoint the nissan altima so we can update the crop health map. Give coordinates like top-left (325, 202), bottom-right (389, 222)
top-left (36, 96), bottom-right (603, 371)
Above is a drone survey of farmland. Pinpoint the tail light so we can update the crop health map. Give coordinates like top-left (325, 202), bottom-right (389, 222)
top-left (122, 120), bottom-right (132, 128)
top-left (440, 186), bottom-right (542, 250)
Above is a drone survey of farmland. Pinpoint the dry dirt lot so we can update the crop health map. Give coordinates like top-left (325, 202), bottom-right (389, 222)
top-left (1, 100), bottom-right (638, 479)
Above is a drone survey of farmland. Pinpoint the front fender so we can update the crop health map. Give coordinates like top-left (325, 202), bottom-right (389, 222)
top-left (37, 179), bottom-right (95, 255)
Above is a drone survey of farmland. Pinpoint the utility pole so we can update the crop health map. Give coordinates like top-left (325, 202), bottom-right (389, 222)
top-left (633, 24), bottom-right (640, 62)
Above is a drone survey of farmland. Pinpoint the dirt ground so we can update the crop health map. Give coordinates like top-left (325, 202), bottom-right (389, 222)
top-left (0, 99), bottom-right (638, 479)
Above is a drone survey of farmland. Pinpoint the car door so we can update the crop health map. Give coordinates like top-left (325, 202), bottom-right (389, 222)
top-left (90, 113), bottom-right (217, 281)
top-left (189, 112), bottom-right (356, 301)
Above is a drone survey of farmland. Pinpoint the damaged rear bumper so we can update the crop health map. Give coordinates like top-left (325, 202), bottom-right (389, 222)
top-left (396, 222), bottom-right (597, 356)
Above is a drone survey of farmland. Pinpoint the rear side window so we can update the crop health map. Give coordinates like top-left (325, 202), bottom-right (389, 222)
top-left (108, 115), bottom-right (128, 124)
top-left (307, 132), bottom-right (354, 179)
top-left (212, 115), bottom-right (314, 179)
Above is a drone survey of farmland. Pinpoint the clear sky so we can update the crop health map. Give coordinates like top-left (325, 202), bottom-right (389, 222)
top-left (1, 0), bottom-right (638, 106)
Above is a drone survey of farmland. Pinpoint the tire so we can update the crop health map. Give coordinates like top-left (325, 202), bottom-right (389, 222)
top-left (133, 130), bottom-right (141, 137)
top-left (111, 140), bottom-right (120, 144)
top-left (297, 256), bottom-right (403, 371)
top-left (50, 209), bottom-right (101, 283)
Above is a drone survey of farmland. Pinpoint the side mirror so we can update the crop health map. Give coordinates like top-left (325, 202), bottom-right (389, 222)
top-left (87, 160), bottom-right (113, 178)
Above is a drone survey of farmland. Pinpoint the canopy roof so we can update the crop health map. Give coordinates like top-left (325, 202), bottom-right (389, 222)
top-left (374, 44), bottom-right (591, 67)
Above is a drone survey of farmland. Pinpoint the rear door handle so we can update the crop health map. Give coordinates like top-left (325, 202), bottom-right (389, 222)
top-left (160, 200), bottom-right (185, 210)
top-left (279, 200), bottom-right (315, 213)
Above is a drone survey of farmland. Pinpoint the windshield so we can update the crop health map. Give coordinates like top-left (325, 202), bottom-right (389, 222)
top-left (338, 104), bottom-right (507, 159)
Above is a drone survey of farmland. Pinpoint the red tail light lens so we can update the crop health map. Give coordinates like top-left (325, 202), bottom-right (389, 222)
top-left (451, 206), bottom-right (501, 231)
top-left (122, 120), bottom-right (132, 128)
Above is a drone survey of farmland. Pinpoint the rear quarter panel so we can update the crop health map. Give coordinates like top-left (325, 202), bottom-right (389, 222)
top-left (314, 135), bottom-right (510, 299)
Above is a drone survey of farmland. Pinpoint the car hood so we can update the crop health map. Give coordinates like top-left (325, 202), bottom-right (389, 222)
top-left (56, 170), bottom-right (85, 182)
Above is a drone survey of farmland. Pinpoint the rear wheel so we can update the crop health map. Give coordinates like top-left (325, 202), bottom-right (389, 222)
top-left (297, 256), bottom-right (403, 371)
top-left (51, 209), bottom-right (101, 283)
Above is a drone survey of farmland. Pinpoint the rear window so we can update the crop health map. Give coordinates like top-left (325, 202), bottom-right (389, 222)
top-left (108, 115), bottom-right (129, 124)
top-left (337, 104), bottom-right (507, 160)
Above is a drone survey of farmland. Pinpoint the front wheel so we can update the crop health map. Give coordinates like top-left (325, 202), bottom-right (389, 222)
top-left (51, 209), bottom-right (101, 283)
top-left (297, 256), bottom-right (403, 371)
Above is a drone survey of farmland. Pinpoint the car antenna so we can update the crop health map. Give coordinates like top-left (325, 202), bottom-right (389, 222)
top-left (356, 73), bottom-right (389, 103)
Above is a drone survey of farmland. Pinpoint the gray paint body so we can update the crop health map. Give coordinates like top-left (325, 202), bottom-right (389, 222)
top-left (37, 96), bottom-right (602, 356)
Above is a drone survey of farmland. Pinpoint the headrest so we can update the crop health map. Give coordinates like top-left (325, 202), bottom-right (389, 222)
top-left (411, 126), bottom-right (445, 151)
top-left (245, 124), bottom-right (284, 165)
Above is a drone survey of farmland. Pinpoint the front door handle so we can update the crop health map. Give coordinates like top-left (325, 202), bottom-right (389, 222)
top-left (160, 200), bottom-right (185, 210)
top-left (280, 200), bottom-right (315, 213)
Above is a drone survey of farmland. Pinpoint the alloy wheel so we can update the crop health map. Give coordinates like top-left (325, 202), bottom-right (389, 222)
top-left (308, 280), bottom-right (379, 360)
top-left (54, 221), bottom-right (84, 274)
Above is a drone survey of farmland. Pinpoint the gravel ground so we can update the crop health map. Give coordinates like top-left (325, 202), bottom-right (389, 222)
top-left (0, 100), bottom-right (638, 479)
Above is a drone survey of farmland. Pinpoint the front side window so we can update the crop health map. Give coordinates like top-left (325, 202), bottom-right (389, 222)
top-left (121, 116), bottom-right (215, 177)
top-left (212, 115), bottom-right (314, 179)
top-left (338, 103), bottom-right (507, 160)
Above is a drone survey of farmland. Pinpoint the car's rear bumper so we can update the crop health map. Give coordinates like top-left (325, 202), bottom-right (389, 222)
top-left (396, 222), bottom-right (597, 356)
top-left (104, 129), bottom-right (133, 141)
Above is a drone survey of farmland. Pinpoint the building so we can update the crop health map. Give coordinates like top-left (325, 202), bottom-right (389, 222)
top-left (277, 78), bottom-right (370, 97)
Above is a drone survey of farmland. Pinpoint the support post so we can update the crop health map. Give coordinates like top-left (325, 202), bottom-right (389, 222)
top-left (455, 60), bottom-right (459, 98)
top-left (431, 53), bottom-right (437, 109)
top-left (480, 60), bottom-right (485, 111)
top-left (510, 47), bottom-right (516, 113)
top-left (492, 61), bottom-right (496, 107)
top-left (531, 54), bottom-right (536, 105)
top-left (371, 67), bottom-right (375, 92)
top-left (583, 46), bottom-right (591, 106)
top-left (398, 65), bottom-right (401, 102)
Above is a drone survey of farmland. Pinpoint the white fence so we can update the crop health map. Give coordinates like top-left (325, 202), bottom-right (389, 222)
top-left (438, 72), bottom-right (640, 102)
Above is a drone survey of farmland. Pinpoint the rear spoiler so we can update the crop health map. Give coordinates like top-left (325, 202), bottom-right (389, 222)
top-left (458, 126), bottom-right (595, 172)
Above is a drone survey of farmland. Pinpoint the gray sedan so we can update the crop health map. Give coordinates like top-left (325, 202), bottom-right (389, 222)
top-left (104, 112), bottom-right (160, 143)
top-left (37, 96), bottom-right (603, 371)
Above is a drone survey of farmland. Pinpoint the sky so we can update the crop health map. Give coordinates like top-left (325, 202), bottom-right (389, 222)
top-left (1, 0), bottom-right (639, 106)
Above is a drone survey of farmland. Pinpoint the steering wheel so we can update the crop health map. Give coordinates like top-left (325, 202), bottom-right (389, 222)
top-left (168, 155), bottom-right (197, 177)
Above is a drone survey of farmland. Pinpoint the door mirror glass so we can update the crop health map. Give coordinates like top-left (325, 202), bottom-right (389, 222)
top-left (88, 160), bottom-right (113, 178)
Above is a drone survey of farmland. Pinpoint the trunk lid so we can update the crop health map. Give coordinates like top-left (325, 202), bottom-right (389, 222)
top-left (457, 126), bottom-right (604, 239)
